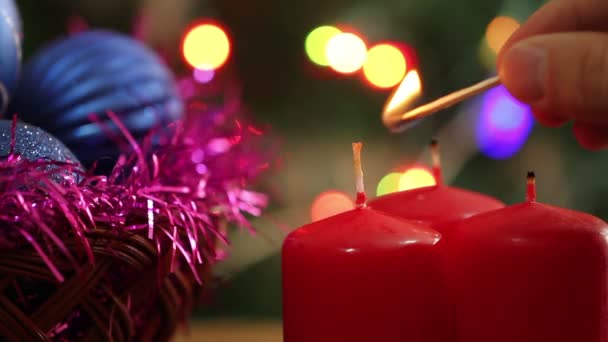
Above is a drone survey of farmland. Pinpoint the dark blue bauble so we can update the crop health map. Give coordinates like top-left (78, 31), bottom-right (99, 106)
top-left (0, 0), bottom-right (21, 113)
top-left (10, 30), bottom-right (183, 170)
top-left (0, 120), bottom-right (80, 165)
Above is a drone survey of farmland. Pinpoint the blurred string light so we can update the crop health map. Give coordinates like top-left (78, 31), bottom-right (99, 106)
top-left (480, 16), bottom-right (520, 71)
top-left (326, 32), bottom-right (368, 74)
top-left (485, 16), bottom-right (520, 54)
top-left (182, 23), bottom-right (231, 70)
top-left (376, 172), bottom-right (402, 196)
top-left (363, 44), bottom-right (407, 89)
top-left (377, 166), bottom-right (437, 196)
top-left (311, 191), bottom-right (354, 222)
top-left (305, 25), bottom-right (342, 66)
top-left (479, 40), bottom-right (497, 71)
top-left (476, 85), bottom-right (534, 159)
top-left (398, 167), bottom-right (436, 191)
top-left (193, 68), bottom-right (215, 84)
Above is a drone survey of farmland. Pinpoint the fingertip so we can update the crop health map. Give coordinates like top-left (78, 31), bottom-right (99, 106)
top-left (532, 109), bottom-right (569, 128)
top-left (496, 29), bottom-right (524, 68)
top-left (499, 41), bottom-right (547, 104)
top-left (573, 122), bottom-right (608, 151)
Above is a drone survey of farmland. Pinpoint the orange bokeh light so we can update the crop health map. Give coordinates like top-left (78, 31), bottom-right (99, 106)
top-left (311, 191), bottom-right (354, 222)
top-left (485, 16), bottom-right (520, 54)
top-left (182, 23), bottom-right (231, 70)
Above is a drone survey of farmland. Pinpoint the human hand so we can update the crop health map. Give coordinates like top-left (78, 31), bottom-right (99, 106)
top-left (498, 0), bottom-right (608, 150)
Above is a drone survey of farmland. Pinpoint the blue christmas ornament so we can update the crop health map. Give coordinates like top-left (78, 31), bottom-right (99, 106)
top-left (0, 0), bottom-right (21, 33)
top-left (10, 30), bottom-right (183, 169)
top-left (0, 0), bottom-right (21, 113)
top-left (0, 120), bottom-right (80, 165)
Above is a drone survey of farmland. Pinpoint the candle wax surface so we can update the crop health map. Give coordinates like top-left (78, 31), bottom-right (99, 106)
top-left (282, 207), bottom-right (446, 342)
top-left (447, 201), bottom-right (608, 342)
top-left (369, 185), bottom-right (505, 232)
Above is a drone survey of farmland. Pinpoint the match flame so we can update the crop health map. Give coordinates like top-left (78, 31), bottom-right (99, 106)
top-left (382, 70), bottom-right (423, 132)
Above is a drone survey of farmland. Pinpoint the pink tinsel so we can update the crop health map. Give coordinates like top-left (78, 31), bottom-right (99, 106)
top-left (0, 105), bottom-right (270, 283)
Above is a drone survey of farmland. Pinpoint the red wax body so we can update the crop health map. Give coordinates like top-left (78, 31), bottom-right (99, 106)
top-left (282, 207), bottom-right (445, 342)
top-left (446, 202), bottom-right (608, 341)
top-left (369, 185), bottom-right (504, 233)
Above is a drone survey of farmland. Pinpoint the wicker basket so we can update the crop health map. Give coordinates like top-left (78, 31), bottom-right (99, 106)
top-left (0, 227), bottom-right (210, 341)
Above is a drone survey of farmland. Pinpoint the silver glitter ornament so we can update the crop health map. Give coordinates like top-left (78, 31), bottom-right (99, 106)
top-left (0, 120), bottom-right (81, 166)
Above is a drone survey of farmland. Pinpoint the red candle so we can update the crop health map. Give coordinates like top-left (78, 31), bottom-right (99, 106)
top-left (446, 172), bottom-right (608, 341)
top-left (369, 140), bottom-right (504, 232)
top-left (282, 143), bottom-right (445, 342)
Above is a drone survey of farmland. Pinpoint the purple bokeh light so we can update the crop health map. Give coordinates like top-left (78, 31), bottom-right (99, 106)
top-left (193, 68), bottom-right (215, 84)
top-left (476, 85), bottom-right (534, 159)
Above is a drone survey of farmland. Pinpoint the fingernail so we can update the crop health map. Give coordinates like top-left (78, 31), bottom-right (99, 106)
top-left (499, 42), bottom-right (547, 103)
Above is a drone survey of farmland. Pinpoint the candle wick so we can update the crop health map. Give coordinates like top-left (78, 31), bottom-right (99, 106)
top-left (430, 139), bottom-right (442, 185)
top-left (352, 142), bottom-right (367, 208)
top-left (526, 171), bottom-right (537, 202)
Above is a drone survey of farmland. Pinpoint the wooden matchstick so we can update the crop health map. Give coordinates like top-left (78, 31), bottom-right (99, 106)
top-left (384, 76), bottom-right (501, 132)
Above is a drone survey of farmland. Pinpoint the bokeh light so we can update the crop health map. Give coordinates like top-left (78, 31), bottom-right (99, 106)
top-left (305, 25), bottom-right (342, 66)
top-left (311, 191), bottom-right (354, 222)
top-left (363, 44), bottom-right (407, 89)
top-left (182, 23), bottom-right (231, 70)
top-left (479, 38), bottom-right (497, 71)
top-left (326, 33), bottom-right (367, 74)
top-left (398, 167), bottom-right (436, 191)
top-left (376, 172), bottom-right (402, 196)
top-left (485, 16), bottom-right (520, 54)
top-left (476, 85), bottom-right (534, 159)
top-left (193, 68), bottom-right (215, 84)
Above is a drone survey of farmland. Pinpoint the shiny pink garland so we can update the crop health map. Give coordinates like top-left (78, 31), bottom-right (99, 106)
top-left (0, 107), bottom-right (269, 284)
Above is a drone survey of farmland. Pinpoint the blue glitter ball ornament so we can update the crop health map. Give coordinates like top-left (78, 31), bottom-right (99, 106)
top-left (10, 30), bottom-right (183, 169)
top-left (0, 120), bottom-right (80, 165)
top-left (0, 0), bottom-right (21, 113)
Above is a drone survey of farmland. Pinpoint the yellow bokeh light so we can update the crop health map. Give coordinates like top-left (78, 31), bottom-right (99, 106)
top-left (305, 26), bottom-right (342, 66)
top-left (485, 16), bottom-right (520, 54)
top-left (182, 23), bottom-right (231, 70)
top-left (325, 33), bottom-right (368, 74)
top-left (398, 167), bottom-right (436, 192)
top-left (363, 44), bottom-right (407, 89)
top-left (479, 38), bottom-right (497, 71)
top-left (376, 172), bottom-right (402, 196)
top-left (311, 191), bottom-right (354, 222)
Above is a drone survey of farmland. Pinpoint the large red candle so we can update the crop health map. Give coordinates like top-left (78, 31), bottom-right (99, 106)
top-left (446, 172), bottom-right (608, 341)
top-left (282, 143), bottom-right (445, 342)
top-left (369, 141), bottom-right (504, 233)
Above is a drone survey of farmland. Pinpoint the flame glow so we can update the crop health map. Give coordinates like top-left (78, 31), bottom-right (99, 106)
top-left (382, 70), bottom-right (423, 129)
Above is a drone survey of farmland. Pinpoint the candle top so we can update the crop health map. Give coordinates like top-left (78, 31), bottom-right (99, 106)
top-left (368, 185), bottom-right (505, 229)
top-left (453, 201), bottom-right (608, 244)
top-left (285, 207), bottom-right (440, 251)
